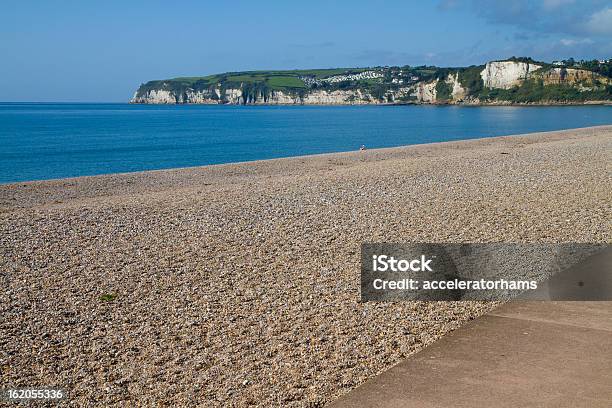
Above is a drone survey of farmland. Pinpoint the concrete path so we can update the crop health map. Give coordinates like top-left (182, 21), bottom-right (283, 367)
top-left (331, 301), bottom-right (612, 408)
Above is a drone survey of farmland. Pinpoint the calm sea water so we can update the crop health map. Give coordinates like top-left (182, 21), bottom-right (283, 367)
top-left (0, 103), bottom-right (610, 184)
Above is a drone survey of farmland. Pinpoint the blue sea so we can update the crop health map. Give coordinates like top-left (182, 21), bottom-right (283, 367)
top-left (0, 103), bottom-right (610, 184)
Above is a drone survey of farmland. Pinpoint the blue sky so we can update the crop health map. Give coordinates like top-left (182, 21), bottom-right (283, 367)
top-left (1, 0), bottom-right (611, 102)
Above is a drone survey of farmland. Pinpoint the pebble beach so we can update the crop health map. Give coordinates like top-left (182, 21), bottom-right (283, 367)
top-left (1, 126), bottom-right (611, 406)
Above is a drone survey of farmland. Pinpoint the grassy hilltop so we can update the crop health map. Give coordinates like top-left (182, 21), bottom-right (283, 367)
top-left (137, 68), bottom-right (369, 98)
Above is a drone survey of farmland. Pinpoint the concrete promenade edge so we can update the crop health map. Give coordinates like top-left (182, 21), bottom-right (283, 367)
top-left (330, 301), bottom-right (612, 408)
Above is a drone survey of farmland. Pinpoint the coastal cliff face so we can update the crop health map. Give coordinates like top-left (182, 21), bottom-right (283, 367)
top-left (413, 81), bottom-right (437, 103)
top-left (480, 61), bottom-right (542, 89)
top-left (132, 87), bottom-right (422, 105)
top-left (539, 67), bottom-right (611, 88)
top-left (133, 89), bottom-right (179, 104)
top-left (131, 58), bottom-right (612, 105)
top-left (448, 73), bottom-right (467, 100)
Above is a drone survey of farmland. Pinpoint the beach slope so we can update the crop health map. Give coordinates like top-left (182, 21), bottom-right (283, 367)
top-left (1, 126), bottom-right (610, 406)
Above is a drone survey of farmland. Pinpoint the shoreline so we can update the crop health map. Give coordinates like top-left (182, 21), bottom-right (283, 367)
top-left (128, 100), bottom-right (612, 106)
top-left (1, 124), bottom-right (610, 190)
top-left (4, 101), bottom-right (612, 106)
top-left (1, 126), bottom-right (611, 406)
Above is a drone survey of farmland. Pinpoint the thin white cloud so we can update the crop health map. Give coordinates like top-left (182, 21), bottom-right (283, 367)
top-left (560, 38), bottom-right (593, 46)
top-left (542, 0), bottom-right (575, 10)
top-left (586, 7), bottom-right (612, 35)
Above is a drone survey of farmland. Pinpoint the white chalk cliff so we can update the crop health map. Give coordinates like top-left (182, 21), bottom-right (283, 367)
top-left (448, 73), bottom-right (467, 100)
top-left (132, 88), bottom-right (405, 105)
top-left (480, 61), bottom-right (542, 89)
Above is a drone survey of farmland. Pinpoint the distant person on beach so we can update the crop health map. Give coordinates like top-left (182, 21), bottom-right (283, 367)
top-left (359, 145), bottom-right (366, 151)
